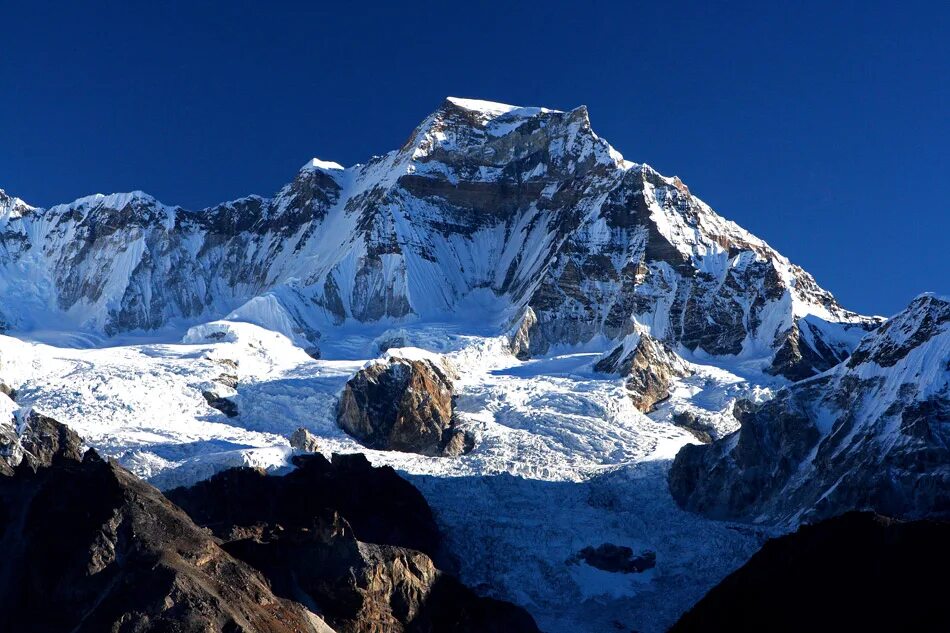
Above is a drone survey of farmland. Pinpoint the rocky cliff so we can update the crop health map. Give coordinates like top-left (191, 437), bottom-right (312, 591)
top-left (167, 453), bottom-right (540, 633)
top-left (0, 417), bottom-right (327, 633)
top-left (670, 294), bottom-right (950, 524)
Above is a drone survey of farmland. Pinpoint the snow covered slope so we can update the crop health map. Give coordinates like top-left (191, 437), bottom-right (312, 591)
top-left (0, 97), bottom-right (877, 378)
top-left (670, 293), bottom-right (950, 524)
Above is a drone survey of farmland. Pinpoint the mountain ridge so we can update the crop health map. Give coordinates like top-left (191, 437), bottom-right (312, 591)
top-left (0, 97), bottom-right (876, 382)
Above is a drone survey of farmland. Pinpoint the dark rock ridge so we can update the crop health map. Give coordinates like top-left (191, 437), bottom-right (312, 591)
top-left (670, 410), bottom-right (716, 444)
top-left (669, 512), bottom-right (950, 633)
top-left (595, 328), bottom-right (690, 412)
top-left (0, 411), bottom-right (538, 633)
top-left (670, 294), bottom-right (950, 524)
top-left (167, 453), bottom-right (541, 633)
top-left (0, 98), bottom-right (877, 378)
top-left (337, 357), bottom-right (473, 456)
top-left (0, 417), bottom-right (325, 633)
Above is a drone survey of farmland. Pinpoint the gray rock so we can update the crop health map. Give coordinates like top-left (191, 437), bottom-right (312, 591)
top-left (290, 427), bottom-right (321, 453)
top-left (595, 330), bottom-right (690, 412)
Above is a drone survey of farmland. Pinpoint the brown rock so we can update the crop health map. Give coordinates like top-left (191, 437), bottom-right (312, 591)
top-left (290, 427), bottom-right (321, 453)
top-left (0, 416), bottom-right (324, 633)
top-left (337, 357), bottom-right (473, 456)
top-left (596, 330), bottom-right (690, 412)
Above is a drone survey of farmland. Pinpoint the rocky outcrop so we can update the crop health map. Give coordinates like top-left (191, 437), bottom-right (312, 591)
top-left (567, 543), bottom-right (656, 574)
top-left (507, 306), bottom-right (537, 360)
top-left (670, 294), bottom-right (950, 524)
top-left (670, 513), bottom-right (950, 633)
top-left (337, 357), bottom-right (473, 456)
top-left (0, 417), bottom-right (326, 633)
top-left (0, 409), bottom-right (85, 475)
top-left (291, 427), bottom-right (321, 452)
top-left (202, 368), bottom-right (240, 417)
top-left (0, 412), bottom-right (538, 633)
top-left (595, 329), bottom-right (690, 412)
top-left (168, 453), bottom-right (541, 633)
top-left (670, 410), bottom-right (717, 443)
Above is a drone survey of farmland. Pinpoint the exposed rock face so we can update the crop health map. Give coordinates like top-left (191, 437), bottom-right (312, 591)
top-left (670, 513), bottom-right (950, 633)
top-left (671, 410), bottom-right (716, 443)
top-left (169, 453), bottom-right (442, 556)
top-left (0, 413), bottom-right (537, 633)
top-left (0, 417), bottom-right (325, 633)
top-left (0, 98), bottom-right (877, 379)
top-left (0, 409), bottom-right (85, 475)
top-left (670, 294), bottom-right (950, 524)
top-left (291, 427), bottom-right (321, 452)
top-left (595, 328), bottom-right (690, 412)
top-left (202, 369), bottom-right (240, 417)
top-left (168, 453), bottom-right (541, 633)
top-left (507, 306), bottom-right (537, 360)
top-left (337, 357), bottom-right (473, 456)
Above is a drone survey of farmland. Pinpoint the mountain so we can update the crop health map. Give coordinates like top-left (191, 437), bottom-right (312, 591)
top-left (1, 97), bottom-right (942, 633)
top-left (670, 293), bottom-right (950, 523)
top-left (0, 413), bottom-right (539, 633)
top-left (0, 97), bottom-right (875, 378)
top-left (669, 512), bottom-right (950, 633)
top-left (0, 416), bottom-right (329, 633)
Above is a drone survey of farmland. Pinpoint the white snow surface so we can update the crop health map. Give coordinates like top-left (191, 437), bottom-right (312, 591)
top-left (0, 320), bottom-right (772, 632)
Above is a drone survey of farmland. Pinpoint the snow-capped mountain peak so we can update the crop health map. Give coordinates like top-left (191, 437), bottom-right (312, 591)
top-left (0, 97), bottom-right (876, 379)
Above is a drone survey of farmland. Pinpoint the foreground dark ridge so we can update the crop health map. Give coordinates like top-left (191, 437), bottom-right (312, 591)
top-left (669, 512), bottom-right (950, 633)
top-left (0, 414), bottom-right (539, 633)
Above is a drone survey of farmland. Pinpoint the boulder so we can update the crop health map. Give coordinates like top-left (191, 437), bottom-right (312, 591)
top-left (337, 357), bottom-right (473, 456)
top-left (567, 543), bottom-right (656, 574)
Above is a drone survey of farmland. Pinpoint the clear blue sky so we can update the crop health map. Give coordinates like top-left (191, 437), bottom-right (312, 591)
top-left (3, 1), bottom-right (946, 316)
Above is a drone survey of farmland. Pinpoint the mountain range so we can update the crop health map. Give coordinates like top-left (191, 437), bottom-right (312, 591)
top-left (0, 97), bottom-right (945, 632)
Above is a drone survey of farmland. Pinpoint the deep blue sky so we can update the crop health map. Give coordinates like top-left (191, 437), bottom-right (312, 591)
top-left (3, 1), bottom-right (946, 316)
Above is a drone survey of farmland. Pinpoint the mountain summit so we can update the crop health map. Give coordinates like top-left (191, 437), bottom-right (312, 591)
top-left (0, 98), bottom-right (876, 378)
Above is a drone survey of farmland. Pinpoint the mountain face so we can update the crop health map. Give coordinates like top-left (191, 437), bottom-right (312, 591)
top-left (167, 454), bottom-right (541, 633)
top-left (0, 97), bottom-right (874, 378)
top-left (670, 294), bottom-right (950, 524)
top-left (0, 419), bottom-right (328, 633)
top-left (0, 412), bottom-right (538, 633)
top-left (670, 512), bottom-right (950, 633)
